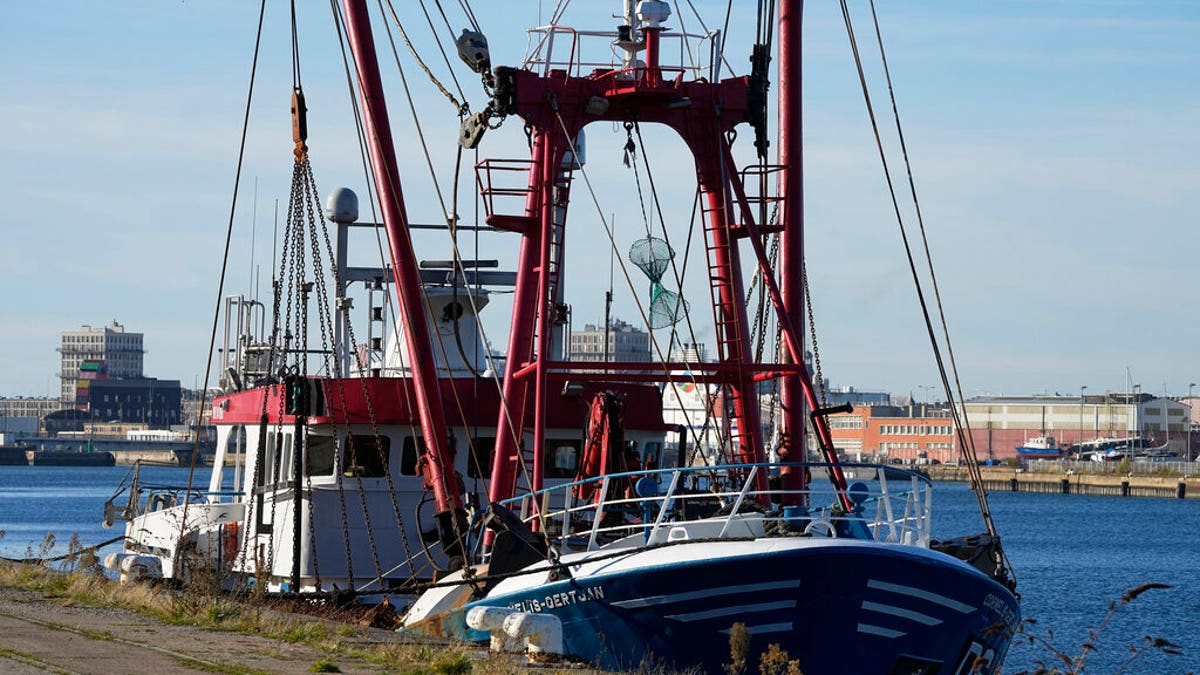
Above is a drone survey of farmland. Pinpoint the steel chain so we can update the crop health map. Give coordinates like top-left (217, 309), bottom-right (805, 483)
top-left (299, 162), bottom-right (386, 588)
top-left (311, 191), bottom-right (422, 582)
top-left (802, 262), bottom-right (827, 406)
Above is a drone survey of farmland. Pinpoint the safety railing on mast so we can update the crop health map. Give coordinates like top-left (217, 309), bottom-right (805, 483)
top-left (475, 158), bottom-right (536, 233)
top-left (522, 26), bottom-right (723, 82)
top-left (733, 164), bottom-right (789, 237)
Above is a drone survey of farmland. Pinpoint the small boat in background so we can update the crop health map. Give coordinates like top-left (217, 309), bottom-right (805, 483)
top-left (1016, 436), bottom-right (1062, 459)
top-left (1075, 436), bottom-right (1172, 462)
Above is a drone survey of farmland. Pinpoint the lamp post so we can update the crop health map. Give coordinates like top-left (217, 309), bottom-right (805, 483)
top-left (1079, 385), bottom-right (1087, 459)
top-left (917, 385), bottom-right (934, 411)
top-left (1188, 383), bottom-right (1195, 461)
top-left (1132, 384), bottom-right (1141, 445)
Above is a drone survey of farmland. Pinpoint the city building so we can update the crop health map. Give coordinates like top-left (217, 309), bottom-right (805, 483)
top-left (82, 378), bottom-right (182, 427)
top-left (822, 404), bottom-right (955, 463)
top-left (823, 385), bottom-right (891, 408)
top-left (1, 397), bottom-right (65, 438)
top-left (569, 319), bottom-right (651, 362)
top-left (58, 321), bottom-right (144, 406)
top-left (0, 397), bottom-right (61, 419)
top-left (0, 416), bottom-right (39, 438)
top-left (959, 393), bottom-right (1190, 460)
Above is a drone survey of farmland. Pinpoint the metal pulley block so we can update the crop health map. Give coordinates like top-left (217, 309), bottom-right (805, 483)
top-left (455, 29), bottom-right (491, 76)
top-left (459, 111), bottom-right (489, 149)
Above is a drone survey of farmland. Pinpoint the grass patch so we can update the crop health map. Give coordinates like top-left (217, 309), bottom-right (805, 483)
top-left (280, 618), bottom-right (331, 644)
top-left (0, 646), bottom-right (73, 674)
top-left (168, 654), bottom-right (272, 675)
top-left (309, 659), bottom-right (341, 672)
top-left (431, 651), bottom-right (472, 674)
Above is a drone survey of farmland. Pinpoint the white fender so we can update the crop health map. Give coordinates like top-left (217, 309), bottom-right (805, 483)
top-left (118, 555), bottom-right (163, 584)
top-left (466, 606), bottom-right (522, 652)
top-left (504, 612), bottom-right (563, 655)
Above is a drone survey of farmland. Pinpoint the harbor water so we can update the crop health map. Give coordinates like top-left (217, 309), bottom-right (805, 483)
top-left (1, 466), bottom-right (1196, 673)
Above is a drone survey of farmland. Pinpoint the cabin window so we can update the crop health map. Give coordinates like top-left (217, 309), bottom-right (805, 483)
top-left (642, 441), bottom-right (663, 470)
top-left (546, 440), bottom-right (580, 478)
top-left (257, 432), bottom-right (278, 487)
top-left (400, 437), bottom-right (426, 476)
top-left (659, 444), bottom-right (679, 470)
top-left (345, 435), bottom-right (390, 477)
top-left (466, 437), bottom-right (495, 479)
top-left (277, 433), bottom-right (293, 484)
top-left (305, 434), bottom-right (336, 476)
top-left (223, 425), bottom-right (246, 490)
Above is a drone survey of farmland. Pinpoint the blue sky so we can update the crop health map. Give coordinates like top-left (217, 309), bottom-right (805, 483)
top-left (0, 1), bottom-right (1197, 401)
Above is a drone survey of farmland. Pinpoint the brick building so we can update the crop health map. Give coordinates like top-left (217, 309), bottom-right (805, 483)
top-left (823, 404), bottom-right (955, 463)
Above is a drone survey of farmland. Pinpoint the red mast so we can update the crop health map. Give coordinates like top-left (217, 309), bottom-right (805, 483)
top-left (777, 0), bottom-right (807, 493)
top-left (777, 0), bottom-right (850, 502)
top-left (340, 0), bottom-right (466, 554)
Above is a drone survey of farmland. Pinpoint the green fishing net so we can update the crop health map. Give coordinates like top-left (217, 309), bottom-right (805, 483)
top-left (629, 237), bottom-right (689, 329)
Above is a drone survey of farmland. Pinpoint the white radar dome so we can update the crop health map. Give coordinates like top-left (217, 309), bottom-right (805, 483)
top-left (325, 187), bottom-right (359, 223)
top-left (636, 1), bottom-right (671, 27)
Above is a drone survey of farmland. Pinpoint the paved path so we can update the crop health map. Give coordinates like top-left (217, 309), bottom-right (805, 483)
top-left (0, 588), bottom-right (398, 674)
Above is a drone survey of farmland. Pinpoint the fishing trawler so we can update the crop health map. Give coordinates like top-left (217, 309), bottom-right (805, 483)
top-left (102, 206), bottom-right (674, 591)
top-left (105, 0), bottom-right (1018, 672)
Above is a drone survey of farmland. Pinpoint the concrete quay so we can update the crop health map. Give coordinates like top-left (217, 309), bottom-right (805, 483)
top-left (926, 465), bottom-right (1200, 499)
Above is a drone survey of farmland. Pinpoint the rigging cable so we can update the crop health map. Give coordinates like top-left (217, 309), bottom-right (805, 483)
top-left (719, 0), bottom-right (734, 73)
top-left (838, 0), bottom-right (1011, 584)
top-left (355, 3), bottom-right (477, 571)
top-left (669, 1), bottom-right (700, 75)
top-left (624, 122), bottom-right (653, 238)
top-left (374, 0), bottom-right (545, 560)
top-left (378, 0), bottom-right (468, 112)
top-left (453, 0), bottom-right (481, 34)
top-left (680, 0), bottom-right (737, 77)
top-left (864, 0), bottom-right (1011, 579)
top-left (410, 0), bottom-right (468, 99)
top-left (374, 0), bottom-right (515, 484)
top-left (175, 0), bottom-right (267, 578)
top-left (629, 122), bottom-right (726, 466)
top-left (373, 0), bottom-right (554, 508)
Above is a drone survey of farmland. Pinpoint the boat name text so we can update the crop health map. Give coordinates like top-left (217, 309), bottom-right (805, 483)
top-left (982, 593), bottom-right (1016, 626)
top-left (508, 585), bottom-right (606, 613)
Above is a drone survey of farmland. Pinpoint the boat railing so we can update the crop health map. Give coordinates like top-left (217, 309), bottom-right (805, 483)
top-left (521, 25), bottom-right (722, 82)
top-left (102, 461), bottom-right (245, 527)
top-left (492, 462), bottom-right (933, 556)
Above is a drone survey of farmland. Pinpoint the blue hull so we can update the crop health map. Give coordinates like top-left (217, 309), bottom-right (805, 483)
top-left (1016, 447), bottom-right (1062, 459)
top-left (456, 541), bottom-right (1019, 673)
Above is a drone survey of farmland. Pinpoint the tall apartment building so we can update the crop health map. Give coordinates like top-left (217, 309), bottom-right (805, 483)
top-left (58, 321), bottom-right (144, 406)
top-left (569, 319), bottom-right (651, 362)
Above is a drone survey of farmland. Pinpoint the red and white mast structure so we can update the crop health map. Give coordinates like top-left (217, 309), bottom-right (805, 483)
top-left (480, 1), bottom-right (847, 508)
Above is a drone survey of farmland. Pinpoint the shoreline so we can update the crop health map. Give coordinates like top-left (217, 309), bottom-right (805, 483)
top-left (926, 465), bottom-right (1200, 499)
